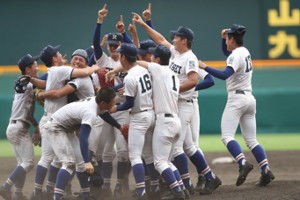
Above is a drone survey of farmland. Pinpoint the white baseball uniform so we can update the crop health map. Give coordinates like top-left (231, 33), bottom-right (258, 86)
top-left (44, 97), bottom-right (100, 174)
top-left (6, 82), bottom-right (36, 172)
top-left (124, 65), bottom-right (155, 167)
top-left (220, 46), bottom-right (258, 149)
top-left (147, 62), bottom-right (181, 174)
top-left (169, 45), bottom-right (200, 157)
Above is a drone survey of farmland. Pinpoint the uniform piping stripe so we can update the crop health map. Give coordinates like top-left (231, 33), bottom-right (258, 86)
top-left (236, 153), bottom-right (245, 162)
top-left (201, 166), bottom-right (211, 175)
top-left (259, 159), bottom-right (268, 167)
top-left (6, 179), bottom-right (13, 186)
top-left (46, 180), bottom-right (55, 187)
top-left (136, 182), bottom-right (145, 188)
top-left (181, 173), bottom-right (190, 180)
top-left (54, 188), bottom-right (65, 195)
top-left (169, 181), bottom-right (179, 189)
top-left (80, 187), bottom-right (90, 193)
top-left (34, 183), bottom-right (43, 189)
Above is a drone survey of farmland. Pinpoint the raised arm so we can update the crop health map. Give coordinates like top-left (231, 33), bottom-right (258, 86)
top-left (179, 71), bottom-right (199, 92)
top-left (132, 12), bottom-right (171, 48)
top-left (143, 3), bottom-right (154, 29)
top-left (93, 4), bottom-right (108, 60)
top-left (116, 15), bottom-right (133, 44)
top-left (221, 29), bottom-right (231, 57)
top-left (199, 60), bottom-right (234, 80)
top-left (128, 21), bottom-right (140, 48)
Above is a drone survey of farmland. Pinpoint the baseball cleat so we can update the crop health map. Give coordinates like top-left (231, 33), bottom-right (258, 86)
top-left (185, 184), bottom-right (195, 196)
top-left (0, 186), bottom-right (12, 200)
top-left (196, 176), bottom-right (206, 191)
top-left (160, 190), bottom-right (185, 200)
top-left (199, 176), bottom-right (222, 195)
top-left (236, 161), bottom-right (253, 186)
top-left (12, 193), bottom-right (28, 200)
top-left (257, 170), bottom-right (275, 186)
top-left (29, 190), bottom-right (42, 200)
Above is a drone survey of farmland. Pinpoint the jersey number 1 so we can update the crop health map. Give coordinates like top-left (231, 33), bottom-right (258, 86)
top-left (139, 74), bottom-right (151, 93)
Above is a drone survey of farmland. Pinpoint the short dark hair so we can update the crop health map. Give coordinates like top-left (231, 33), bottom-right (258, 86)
top-left (123, 54), bottom-right (137, 63)
top-left (228, 33), bottom-right (244, 46)
top-left (179, 36), bottom-right (192, 49)
top-left (95, 86), bottom-right (116, 104)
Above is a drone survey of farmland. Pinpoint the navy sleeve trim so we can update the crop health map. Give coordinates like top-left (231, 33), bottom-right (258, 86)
top-left (122, 32), bottom-right (133, 44)
top-left (205, 66), bottom-right (235, 80)
top-left (117, 96), bottom-right (134, 111)
top-left (99, 112), bottom-right (121, 129)
top-left (195, 74), bottom-right (215, 91)
top-left (79, 124), bottom-right (91, 163)
top-left (93, 23), bottom-right (103, 60)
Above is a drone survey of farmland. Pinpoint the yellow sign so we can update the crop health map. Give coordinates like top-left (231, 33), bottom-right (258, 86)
top-left (268, 0), bottom-right (300, 26)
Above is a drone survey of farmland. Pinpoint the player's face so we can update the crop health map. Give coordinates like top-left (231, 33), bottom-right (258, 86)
top-left (226, 35), bottom-right (235, 51)
top-left (53, 52), bottom-right (67, 66)
top-left (172, 35), bottom-right (185, 51)
top-left (108, 44), bottom-right (120, 60)
top-left (28, 61), bottom-right (39, 78)
top-left (71, 55), bottom-right (87, 68)
top-left (138, 53), bottom-right (152, 62)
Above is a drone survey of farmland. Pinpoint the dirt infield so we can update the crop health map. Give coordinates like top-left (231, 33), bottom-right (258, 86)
top-left (1, 151), bottom-right (300, 200)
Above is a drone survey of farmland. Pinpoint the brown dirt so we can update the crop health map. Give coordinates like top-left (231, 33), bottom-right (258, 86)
top-left (1, 151), bottom-right (300, 200)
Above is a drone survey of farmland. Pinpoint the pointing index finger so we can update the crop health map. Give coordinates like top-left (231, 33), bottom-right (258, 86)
top-left (120, 15), bottom-right (124, 22)
top-left (148, 3), bottom-right (151, 11)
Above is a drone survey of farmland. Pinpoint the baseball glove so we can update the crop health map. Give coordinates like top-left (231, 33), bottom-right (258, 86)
top-left (35, 89), bottom-right (45, 107)
top-left (97, 68), bottom-right (114, 88)
top-left (14, 75), bottom-right (31, 93)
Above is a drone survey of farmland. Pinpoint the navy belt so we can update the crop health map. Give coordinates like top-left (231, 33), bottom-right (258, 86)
top-left (10, 120), bottom-right (30, 128)
top-left (11, 120), bottom-right (17, 124)
top-left (164, 113), bottom-right (173, 118)
top-left (236, 90), bottom-right (245, 94)
top-left (186, 99), bottom-right (193, 103)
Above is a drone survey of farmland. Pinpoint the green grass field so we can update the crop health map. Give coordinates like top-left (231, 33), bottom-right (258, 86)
top-left (0, 133), bottom-right (299, 157)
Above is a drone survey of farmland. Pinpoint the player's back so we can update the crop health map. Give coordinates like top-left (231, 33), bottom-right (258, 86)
top-left (226, 46), bottom-right (253, 93)
top-left (124, 65), bottom-right (153, 114)
top-left (148, 63), bottom-right (179, 115)
top-left (44, 66), bottom-right (73, 114)
top-left (50, 97), bottom-right (98, 132)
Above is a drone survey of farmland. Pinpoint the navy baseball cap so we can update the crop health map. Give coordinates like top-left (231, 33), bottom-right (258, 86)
top-left (117, 43), bottom-right (137, 58)
top-left (227, 24), bottom-right (246, 36)
top-left (18, 54), bottom-right (39, 71)
top-left (171, 26), bottom-right (194, 41)
top-left (148, 44), bottom-right (171, 61)
top-left (137, 39), bottom-right (156, 55)
top-left (107, 33), bottom-right (123, 45)
top-left (85, 46), bottom-right (94, 59)
top-left (40, 45), bottom-right (60, 67)
top-left (71, 49), bottom-right (88, 61)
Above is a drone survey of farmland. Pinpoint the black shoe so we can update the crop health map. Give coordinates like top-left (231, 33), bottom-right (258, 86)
top-left (101, 187), bottom-right (113, 200)
top-left (196, 176), bottom-right (206, 191)
top-left (147, 185), bottom-right (160, 200)
top-left (0, 187), bottom-right (11, 200)
top-left (131, 190), bottom-right (148, 200)
top-left (29, 190), bottom-right (42, 200)
top-left (199, 176), bottom-right (222, 195)
top-left (160, 190), bottom-right (185, 200)
top-left (257, 170), bottom-right (275, 186)
top-left (42, 190), bottom-right (53, 200)
top-left (113, 183), bottom-right (123, 200)
top-left (182, 188), bottom-right (190, 199)
top-left (12, 193), bottom-right (28, 200)
top-left (236, 161), bottom-right (253, 186)
top-left (185, 184), bottom-right (195, 196)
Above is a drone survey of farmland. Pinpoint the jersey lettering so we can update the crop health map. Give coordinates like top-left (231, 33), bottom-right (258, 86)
top-left (169, 62), bottom-right (182, 74)
top-left (245, 55), bottom-right (253, 73)
top-left (172, 75), bottom-right (178, 91)
top-left (139, 74), bottom-right (152, 93)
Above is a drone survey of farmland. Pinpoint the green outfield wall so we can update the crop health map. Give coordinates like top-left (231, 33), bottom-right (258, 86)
top-left (0, 68), bottom-right (299, 138)
top-left (0, 0), bottom-right (299, 65)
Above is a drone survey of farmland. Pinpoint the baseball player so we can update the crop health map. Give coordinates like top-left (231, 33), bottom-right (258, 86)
top-left (88, 4), bottom-right (131, 199)
top-left (109, 43), bottom-right (155, 200)
top-left (198, 24), bottom-right (275, 187)
top-left (133, 13), bottom-right (221, 195)
top-left (136, 44), bottom-right (186, 200)
top-left (39, 87), bottom-right (127, 200)
top-left (0, 54), bottom-right (40, 200)
top-left (30, 45), bottom-right (99, 200)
